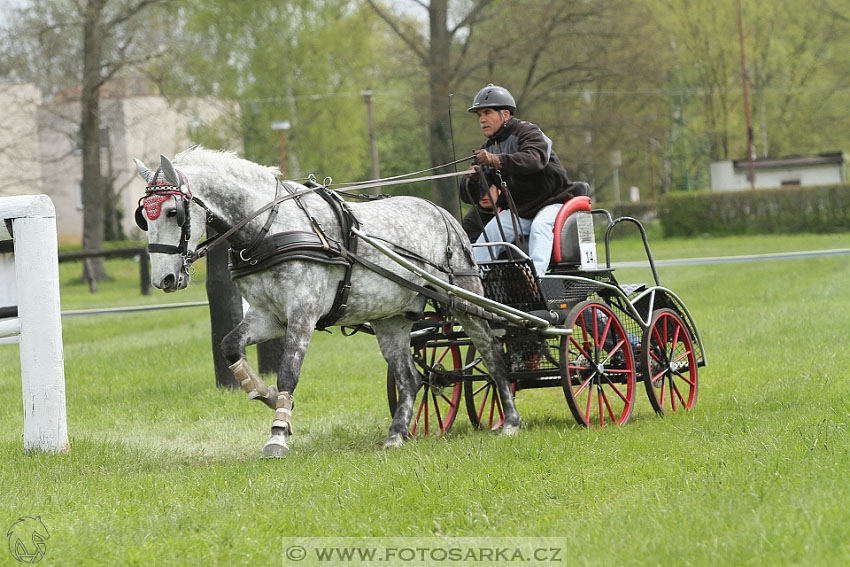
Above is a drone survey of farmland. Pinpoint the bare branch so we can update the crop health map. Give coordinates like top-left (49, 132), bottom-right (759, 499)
top-left (449, 22), bottom-right (477, 81)
top-left (449, 0), bottom-right (495, 36)
top-left (516, 2), bottom-right (568, 105)
top-left (365, 0), bottom-right (428, 63)
top-left (106, 0), bottom-right (160, 29)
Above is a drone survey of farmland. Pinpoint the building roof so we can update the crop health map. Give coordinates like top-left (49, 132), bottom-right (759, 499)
top-left (733, 151), bottom-right (844, 170)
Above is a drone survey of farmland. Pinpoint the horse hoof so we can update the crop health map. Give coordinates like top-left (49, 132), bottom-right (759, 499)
top-left (502, 423), bottom-right (521, 436)
top-left (262, 435), bottom-right (289, 459)
top-left (256, 385), bottom-right (279, 410)
top-left (383, 435), bottom-right (403, 449)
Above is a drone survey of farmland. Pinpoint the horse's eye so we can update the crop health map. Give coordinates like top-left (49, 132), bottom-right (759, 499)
top-left (166, 209), bottom-right (178, 218)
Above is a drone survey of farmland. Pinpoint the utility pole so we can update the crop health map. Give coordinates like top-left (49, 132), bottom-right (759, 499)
top-left (362, 89), bottom-right (380, 193)
top-left (737, 0), bottom-right (756, 190)
top-left (611, 150), bottom-right (622, 203)
top-left (271, 120), bottom-right (291, 178)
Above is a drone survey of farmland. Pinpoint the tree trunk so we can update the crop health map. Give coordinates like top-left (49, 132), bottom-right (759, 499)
top-left (205, 233), bottom-right (242, 389)
top-left (427, 0), bottom-right (460, 217)
top-left (80, 0), bottom-right (108, 283)
top-left (257, 338), bottom-right (284, 376)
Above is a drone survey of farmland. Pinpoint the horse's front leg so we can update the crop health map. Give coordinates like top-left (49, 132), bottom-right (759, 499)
top-left (222, 309), bottom-right (284, 410)
top-left (372, 316), bottom-right (419, 448)
top-left (262, 314), bottom-right (317, 459)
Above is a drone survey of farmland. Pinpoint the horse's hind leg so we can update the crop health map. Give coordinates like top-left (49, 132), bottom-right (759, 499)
top-left (455, 312), bottom-right (521, 434)
top-left (451, 272), bottom-right (522, 434)
top-left (222, 308), bottom-right (284, 410)
top-left (372, 316), bottom-right (420, 448)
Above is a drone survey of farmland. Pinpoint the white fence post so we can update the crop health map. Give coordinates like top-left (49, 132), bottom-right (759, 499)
top-left (0, 194), bottom-right (69, 454)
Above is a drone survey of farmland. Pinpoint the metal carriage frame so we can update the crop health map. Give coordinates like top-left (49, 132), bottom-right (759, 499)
top-left (381, 201), bottom-right (706, 435)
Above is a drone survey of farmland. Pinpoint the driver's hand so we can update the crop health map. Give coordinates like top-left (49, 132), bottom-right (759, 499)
top-left (474, 149), bottom-right (501, 169)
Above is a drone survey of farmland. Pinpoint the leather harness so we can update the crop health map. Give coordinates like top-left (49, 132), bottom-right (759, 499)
top-left (228, 181), bottom-right (361, 330)
top-left (226, 182), bottom-right (494, 329)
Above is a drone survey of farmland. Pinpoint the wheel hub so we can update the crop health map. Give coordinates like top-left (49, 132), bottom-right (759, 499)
top-left (427, 364), bottom-right (445, 396)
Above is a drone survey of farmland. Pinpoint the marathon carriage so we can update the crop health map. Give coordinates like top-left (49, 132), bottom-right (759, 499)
top-left (387, 181), bottom-right (706, 433)
top-left (134, 149), bottom-right (705, 457)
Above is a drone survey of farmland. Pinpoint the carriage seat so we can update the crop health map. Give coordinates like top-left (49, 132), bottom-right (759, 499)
top-left (550, 189), bottom-right (593, 268)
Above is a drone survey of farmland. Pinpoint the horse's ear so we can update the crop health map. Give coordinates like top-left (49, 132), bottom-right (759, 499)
top-left (160, 154), bottom-right (180, 187)
top-left (134, 158), bottom-right (154, 183)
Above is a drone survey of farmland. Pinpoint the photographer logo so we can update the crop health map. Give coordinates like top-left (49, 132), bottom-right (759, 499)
top-left (6, 516), bottom-right (50, 564)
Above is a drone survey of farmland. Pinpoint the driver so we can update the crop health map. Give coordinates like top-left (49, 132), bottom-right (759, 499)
top-left (459, 83), bottom-right (576, 276)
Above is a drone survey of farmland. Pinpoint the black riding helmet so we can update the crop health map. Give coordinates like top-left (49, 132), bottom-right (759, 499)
top-left (467, 83), bottom-right (516, 114)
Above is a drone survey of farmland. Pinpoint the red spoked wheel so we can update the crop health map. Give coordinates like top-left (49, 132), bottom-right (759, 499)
top-left (560, 300), bottom-right (636, 427)
top-left (387, 315), bottom-right (463, 436)
top-left (641, 309), bottom-right (698, 415)
top-left (463, 346), bottom-right (516, 430)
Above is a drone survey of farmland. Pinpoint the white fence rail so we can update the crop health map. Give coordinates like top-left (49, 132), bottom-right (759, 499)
top-left (0, 194), bottom-right (69, 454)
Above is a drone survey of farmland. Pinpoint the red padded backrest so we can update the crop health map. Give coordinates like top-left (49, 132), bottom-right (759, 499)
top-left (552, 196), bottom-right (592, 262)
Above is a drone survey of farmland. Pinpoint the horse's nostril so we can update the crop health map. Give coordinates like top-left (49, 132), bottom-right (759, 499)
top-left (162, 273), bottom-right (176, 289)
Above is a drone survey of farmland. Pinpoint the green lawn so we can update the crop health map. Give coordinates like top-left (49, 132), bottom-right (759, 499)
top-left (1, 232), bottom-right (849, 566)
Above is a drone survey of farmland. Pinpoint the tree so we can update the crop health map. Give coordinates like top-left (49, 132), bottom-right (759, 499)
top-left (366, 0), bottom-right (666, 204)
top-left (651, 0), bottom-right (850, 190)
top-left (458, 0), bottom-right (669, 200)
top-left (156, 0), bottom-right (382, 183)
top-left (81, 0), bottom-right (161, 279)
top-left (366, 0), bottom-right (496, 216)
top-left (2, 0), bottom-right (165, 280)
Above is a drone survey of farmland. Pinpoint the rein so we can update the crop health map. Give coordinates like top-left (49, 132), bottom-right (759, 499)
top-left (188, 168), bottom-right (473, 263)
top-left (328, 156), bottom-right (473, 189)
top-left (140, 158), bottom-right (489, 328)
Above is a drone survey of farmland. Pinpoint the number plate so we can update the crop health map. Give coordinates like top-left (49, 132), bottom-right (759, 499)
top-left (580, 242), bottom-right (597, 269)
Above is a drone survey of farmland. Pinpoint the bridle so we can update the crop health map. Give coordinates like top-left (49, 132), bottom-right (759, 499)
top-left (134, 168), bottom-right (216, 281)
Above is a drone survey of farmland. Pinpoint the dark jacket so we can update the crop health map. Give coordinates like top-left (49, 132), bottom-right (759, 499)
top-left (460, 117), bottom-right (574, 218)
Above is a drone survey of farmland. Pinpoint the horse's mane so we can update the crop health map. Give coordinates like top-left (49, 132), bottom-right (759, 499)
top-left (174, 146), bottom-right (280, 181)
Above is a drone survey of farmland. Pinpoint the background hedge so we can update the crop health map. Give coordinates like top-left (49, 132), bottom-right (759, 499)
top-left (657, 184), bottom-right (850, 237)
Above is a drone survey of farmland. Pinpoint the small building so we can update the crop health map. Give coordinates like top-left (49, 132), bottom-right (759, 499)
top-left (1, 78), bottom-right (240, 244)
top-left (710, 152), bottom-right (846, 191)
top-left (0, 84), bottom-right (44, 198)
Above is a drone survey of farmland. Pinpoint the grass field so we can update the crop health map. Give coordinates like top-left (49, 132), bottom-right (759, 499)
top-left (1, 232), bottom-right (849, 566)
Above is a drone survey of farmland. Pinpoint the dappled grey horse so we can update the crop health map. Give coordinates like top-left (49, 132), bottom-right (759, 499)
top-left (134, 148), bottom-right (519, 457)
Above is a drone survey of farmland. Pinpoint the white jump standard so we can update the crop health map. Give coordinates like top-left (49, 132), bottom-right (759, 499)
top-left (0, 194), bottom-right (69, 454)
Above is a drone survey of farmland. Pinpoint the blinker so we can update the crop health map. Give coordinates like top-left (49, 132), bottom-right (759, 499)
top-left (134, 193), bottom-right (187, 231)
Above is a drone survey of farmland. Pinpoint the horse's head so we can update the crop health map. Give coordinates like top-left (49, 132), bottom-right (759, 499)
top-left (134, 154), bottom-right (207, 292)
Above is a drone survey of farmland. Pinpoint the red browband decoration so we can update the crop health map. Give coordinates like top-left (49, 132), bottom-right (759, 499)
top-left (143, 168), bottom-right (191, 220)
top-left (143, 194), bottom-right (177, 220)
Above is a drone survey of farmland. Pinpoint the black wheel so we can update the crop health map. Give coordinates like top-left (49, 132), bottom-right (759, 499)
top-left (387, 314), bottom-right (462, 436)
top-left (641, 308), bottom-right (698, 415)
top-left (463, 345), bottom-right (516, 430)
top-left (560, 300), bottom-right (636, 427)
